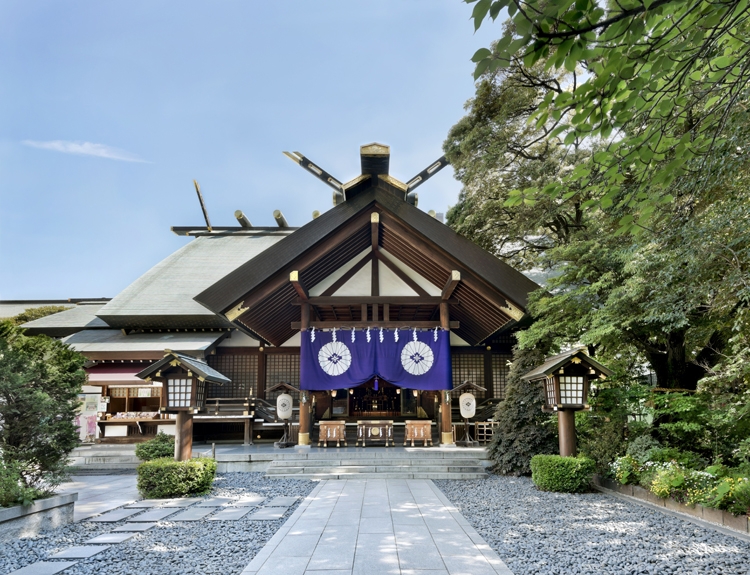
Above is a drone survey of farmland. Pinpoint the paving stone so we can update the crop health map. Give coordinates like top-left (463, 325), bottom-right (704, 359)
top-left (195, 496), bottom-right (235, 507)
top-left (160, 498), bottom-right (199, 507)
top-left (84, 532), bottom-right (136, 544)
top-left (247, 507), bottom-right (286, 520)
top-left (170, 507), bottom-right (216, 521)
top-left (125, 500), bottom-right (172, 508)
top-left (234, 494), bottom-right (266, 507)
top-left (208, 507), bottom-right (254, 521)
top-left (88, 508), bottom-right (141, 522)
top-left (111, 522), bottom-right (157, 532)
top-left (125, 508), bottom-right (178, 522)
top-left (50, 546), bottom-right (111, 559)
top-left (6, 561), bottom-right (78, 575)
top-left (265, 496), bottom-right (299, 507)
top-left (8, 561), bottom-right (78, 575)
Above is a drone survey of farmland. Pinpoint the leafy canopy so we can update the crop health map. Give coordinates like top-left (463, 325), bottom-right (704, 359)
top-left (466, 0), bottom-right (750, 233)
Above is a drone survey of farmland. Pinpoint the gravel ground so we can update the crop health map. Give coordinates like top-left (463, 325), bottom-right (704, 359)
top-left (1, 473), bottom-right (315, 575)
top-left (435, 475), bottom-right (750, 575)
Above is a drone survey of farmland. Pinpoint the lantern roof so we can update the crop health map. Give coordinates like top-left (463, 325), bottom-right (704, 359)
top-left (451, 380), bottom-right (487, 393)
top-left (521, 347), bottom-right (613, 381)
top-left (136, 350), bottom-right (231, 385)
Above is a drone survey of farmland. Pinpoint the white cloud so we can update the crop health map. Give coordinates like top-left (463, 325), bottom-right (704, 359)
top-left (22, 140), bottom-right (150, 163)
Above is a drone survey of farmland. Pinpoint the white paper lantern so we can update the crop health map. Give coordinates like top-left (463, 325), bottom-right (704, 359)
top-left (459, 393), bottom-right (476, 419)
top-left (276, 393), bottom-right (293, 420)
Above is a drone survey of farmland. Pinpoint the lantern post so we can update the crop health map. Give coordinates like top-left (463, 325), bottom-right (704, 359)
top-left (521, 348), bottom-right (612, 457)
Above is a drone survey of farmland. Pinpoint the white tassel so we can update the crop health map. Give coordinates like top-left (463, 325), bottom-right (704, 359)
top-left (311, 326), bottom-right (315, 342)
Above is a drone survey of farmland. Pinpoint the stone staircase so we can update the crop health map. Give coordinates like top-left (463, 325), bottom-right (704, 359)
top-left (265, 450), bottom-right (489, 479)
top-left (68, 445), bottom-right (140, 474)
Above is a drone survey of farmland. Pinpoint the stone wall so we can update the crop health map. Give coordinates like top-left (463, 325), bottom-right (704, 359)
top-left (0, 493), bottom-right (78, 541)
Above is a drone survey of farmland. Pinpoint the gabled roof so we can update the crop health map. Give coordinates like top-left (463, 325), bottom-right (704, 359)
top-left (195, 186), bottom-right (541, 346)
top-left (136, 351), bottom-right (231, 385)
top-left (63, 329), bottom-right (226, 360)
top-left (97, 233), bottom-right (291, 330)
top-left (22, 303), bottom-right (110, 337)
top-left (521, 348), bottom-right (613, 381)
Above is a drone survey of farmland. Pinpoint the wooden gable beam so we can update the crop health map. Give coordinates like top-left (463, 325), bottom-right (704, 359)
top-left (371, 212), bottom-right (380, 296)
top-left (289, 271), bottom-right (309, 301)
top-left (442, 270), bottom-right (461, 300)
top-left (320, 253), bottom-right (373, 297)
top-left (375, 250), bottom-right (430, 297)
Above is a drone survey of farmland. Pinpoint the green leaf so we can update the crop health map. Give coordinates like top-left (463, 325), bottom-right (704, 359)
top-left (471, 48), bottom-right (492, 63)
top-left (564, 131), bottom-right (577, 145)
top-left (472, 0), bottom-right (492, 31)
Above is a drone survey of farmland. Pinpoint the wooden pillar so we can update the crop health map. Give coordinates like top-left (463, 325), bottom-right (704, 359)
top-left (174, 411), bottom-right (193, 461)
top-left (244, 417), bottom-right (253, 445)
top-left (439, 301), bottom-right (454, 446)
top-left (558, 410), bottom-right (576, 456)
top-left (298, 303), bottom-right (311, 446)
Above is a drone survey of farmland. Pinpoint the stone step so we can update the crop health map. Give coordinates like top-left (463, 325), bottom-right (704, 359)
top-left (69, 462), bottom-right (140, 470)
top-left (271, 451), bottom-right (487, 460)
top-left (266, 465), bottom-right (485, 474)
top-left (80, 456), bottom-right (141, 464)
top-left (266, 472), bottom-right (488, 479)
top-left (267, 458), bottom-right (483, 468)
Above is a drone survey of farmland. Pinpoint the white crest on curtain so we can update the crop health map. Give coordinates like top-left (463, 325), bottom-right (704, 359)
top-left (318, 341), bottom-right (351, 376)
top-left (401, 340), bottom-right (434, 375)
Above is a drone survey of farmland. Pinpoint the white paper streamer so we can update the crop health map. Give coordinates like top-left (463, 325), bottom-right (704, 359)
top-left (434, 326), bottom-right (439, 342)
top-left (413, 328), bottom-right (417, 342)
top-left (333, 327), bottom-right (337, 342)
top-left (379, 327), bottom-right (384, 343)
top-left (394, 329), bottom-right (399, 342)
top-left (366, 327), bottom-right (371, 343)
top-left (310, 326), bottom-right (316, 342)
top-left (351, 328), bottom-right (356, 342)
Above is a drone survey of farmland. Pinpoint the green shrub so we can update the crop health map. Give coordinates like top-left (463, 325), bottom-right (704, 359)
top-left (135, 433), bottom-right (175, 461)
top-left (137, 457), bottom-right (216, 498)
top-left (729, 479), bottom-right (750, 516)
top-left (0, 461), bottom-right (42, 507)
top-left (647, 447), bottom-right (706, 469)
top-left (530, 455), bottom-right (595, 493)
top-left (626, 435), bottom-right (662, 463)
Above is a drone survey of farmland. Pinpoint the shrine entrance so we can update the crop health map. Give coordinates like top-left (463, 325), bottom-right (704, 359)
top-left (323, 378), bottom-right (438, 421)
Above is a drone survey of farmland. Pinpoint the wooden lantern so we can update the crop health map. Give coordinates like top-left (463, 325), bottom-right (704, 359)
top-left (522, 348), bottom-right (612, 456)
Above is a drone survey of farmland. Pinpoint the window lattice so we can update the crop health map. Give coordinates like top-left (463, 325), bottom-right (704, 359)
top-left (546, 378), bottom-right (556, 405)
top-left (451, 354), bottom-right (485, 399)
top-left (168, 378), bottom-right (191, 408)
top-left (206, 354), bottom-right (257, 398)
top-left (491, 354), bottom-right (511, 400)
top-left (559, 376), bottom-right (584, 404)
top-left (266, 354), bottom-right (301, 401)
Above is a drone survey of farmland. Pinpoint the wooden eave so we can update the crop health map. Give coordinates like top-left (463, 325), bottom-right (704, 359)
top-left (195, 185), bottom-right (540, 346)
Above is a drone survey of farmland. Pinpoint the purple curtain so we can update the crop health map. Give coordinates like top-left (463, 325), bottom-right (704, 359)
top-left (300, 328), bottom-right (451, 391)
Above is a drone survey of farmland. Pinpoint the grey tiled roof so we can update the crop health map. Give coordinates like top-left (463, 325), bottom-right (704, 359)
top-left (22, 303), bottom-right (109, 336)
top-left (136, 351), bottom-right (231, 385)
top-left (62, 329), bottom-right (225, 354)
top-left (521, 348), bottom-right (613, 380)
top-left (97, 233), bottom-right (290, 329)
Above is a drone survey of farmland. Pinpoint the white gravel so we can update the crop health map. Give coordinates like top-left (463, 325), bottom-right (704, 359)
top-left (434, 475), bottom-right (750, 575)
top-left (1, 473), bottom-right (315, 575)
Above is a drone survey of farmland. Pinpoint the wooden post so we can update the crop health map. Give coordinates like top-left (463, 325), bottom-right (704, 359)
top-left (174, 411), bottom-right (193, 461)
top-left (439, 301), bottom-right (454, 446)
top-left (244, 417), bottom-right (252, 445)
top-left (298, 302), bottom-right (311, 447)
top-left (558, 410), bottom-right (576, 456)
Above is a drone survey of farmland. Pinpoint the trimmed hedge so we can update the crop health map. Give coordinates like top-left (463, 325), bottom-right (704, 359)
top-left (137, 457), bottom-right (217, 498)
top-left (530, 454), bottom-right (595, 493)
top-left (135, 432), bottom-right (175, 461)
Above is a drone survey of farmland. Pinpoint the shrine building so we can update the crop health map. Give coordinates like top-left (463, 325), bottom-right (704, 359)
top-left (21, 143), bottom-right (540, 448)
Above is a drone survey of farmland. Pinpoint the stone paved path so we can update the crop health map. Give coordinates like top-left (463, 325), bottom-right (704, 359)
top-left (241, 479), bottom-right (513, 575)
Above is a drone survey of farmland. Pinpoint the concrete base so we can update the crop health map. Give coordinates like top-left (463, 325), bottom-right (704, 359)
top-left (0, 493), bottom-right (78, 541)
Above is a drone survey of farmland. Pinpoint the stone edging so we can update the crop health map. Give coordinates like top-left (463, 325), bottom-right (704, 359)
top-left (593, 475), bottom-right (749, 537)
top-left (0, 493), bottom-right (78, 523)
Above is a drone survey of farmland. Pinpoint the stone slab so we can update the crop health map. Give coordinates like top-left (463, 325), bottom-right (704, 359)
top-left (125, 508), bottom-right (177, 522)
top-left (234, 494), bottom-right (266, 507)
top-left (265, 496), bottom-right (300, 507)
top-left (84, 532), bottom-right (136, 544)
top-left (195, 497), bottom-right (235, 507)
top-left (247, 508), bottom-right (286, 520)
top-left (159, 499), bottom-right (199, 508)
top-left (171, 507), bottom-right (216, 521)
top-left (50, 545), bottom-right (110, 559)
top-left (112, 522), bottom-right (157, 532)
top-left (88, 508), bottom-right (141, 522)
top-left (6, 561), bottom-right (78, 575)
top-left (208, 507), bottom-right (254, 521)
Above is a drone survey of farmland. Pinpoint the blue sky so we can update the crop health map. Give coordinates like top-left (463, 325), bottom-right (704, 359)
top-left (0, 1), bottom-right (499, 300)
